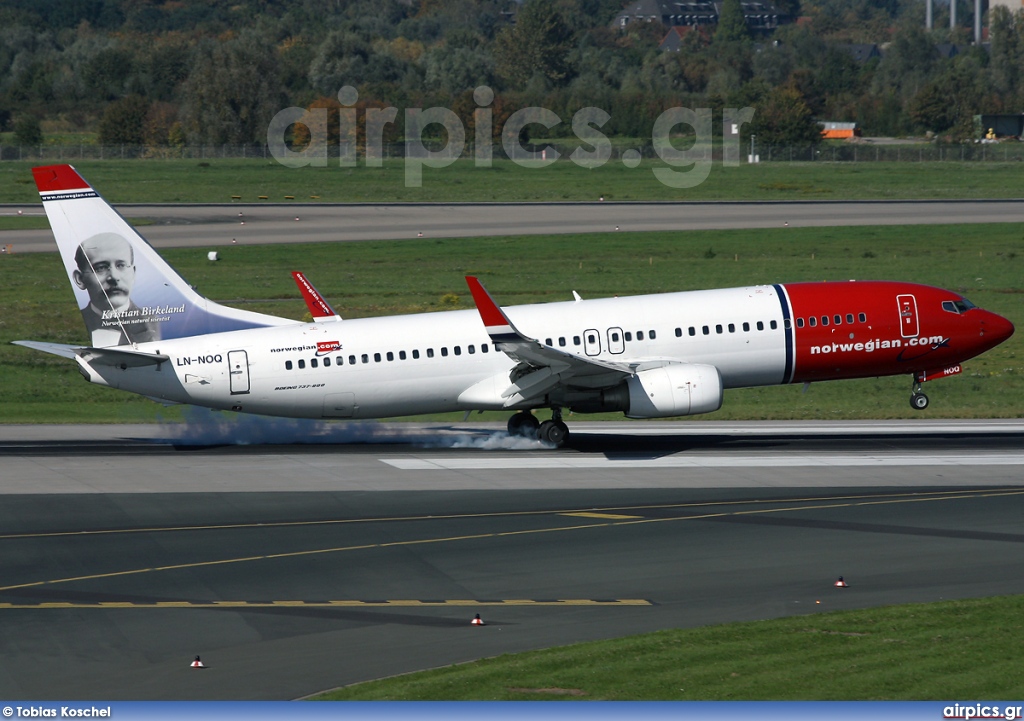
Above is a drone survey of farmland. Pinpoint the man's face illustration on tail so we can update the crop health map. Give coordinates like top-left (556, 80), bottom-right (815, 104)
top-left (73, 233), bottom-right (136, 312)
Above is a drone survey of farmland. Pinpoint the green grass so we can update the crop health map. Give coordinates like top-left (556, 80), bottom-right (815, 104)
top-left (2, 158), bottom-right (1023, 203)
top-left (1, 223), bottom-right (1021, 424)
top-left (312, 595), bottom-right (1024, 700)
top-left (0, 216), bottom-right (152, 231)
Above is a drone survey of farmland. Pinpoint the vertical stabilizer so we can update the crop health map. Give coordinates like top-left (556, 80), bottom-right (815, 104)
top-left (33, 165), bottom-right (292, 347)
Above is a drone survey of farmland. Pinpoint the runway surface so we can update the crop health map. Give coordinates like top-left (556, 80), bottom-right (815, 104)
top-left (3, 199), bottom-right (1024, 253)
top-left (2, 420), bottom-right (1024, 699)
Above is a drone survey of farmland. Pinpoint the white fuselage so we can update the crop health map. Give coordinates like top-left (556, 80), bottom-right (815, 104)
top-left (94, 286), bottom-right (789, 419)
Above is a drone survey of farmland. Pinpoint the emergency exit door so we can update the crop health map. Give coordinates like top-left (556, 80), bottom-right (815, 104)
top-left (228, 350), bottom-right (250, 394)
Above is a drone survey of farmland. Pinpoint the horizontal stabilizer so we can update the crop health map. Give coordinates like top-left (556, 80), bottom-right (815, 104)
top-left (12, 341), bottom-right (83, 359)
top-left (77, 346), bottom-right (169, 367)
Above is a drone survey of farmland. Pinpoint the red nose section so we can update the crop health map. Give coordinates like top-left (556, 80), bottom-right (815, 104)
top-left (982, 310), bottom-right (1015, 348)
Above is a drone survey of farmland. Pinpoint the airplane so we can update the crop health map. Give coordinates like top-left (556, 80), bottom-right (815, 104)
top-left (14, 164), bottom-right (1015, 447)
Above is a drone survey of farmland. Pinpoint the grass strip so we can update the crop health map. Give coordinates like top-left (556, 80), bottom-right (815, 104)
top-left (313, 594), bottom-right (1024, 700)
top-left (2, 158), bottom-right (1024, 204)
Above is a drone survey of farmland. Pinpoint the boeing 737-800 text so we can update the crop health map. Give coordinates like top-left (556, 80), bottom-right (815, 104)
top-left (15, 164), bottom-right (1015, 446)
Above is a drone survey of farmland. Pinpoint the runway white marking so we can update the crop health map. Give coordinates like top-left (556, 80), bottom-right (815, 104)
top-left (383, 452), bottom-right (1024, 471)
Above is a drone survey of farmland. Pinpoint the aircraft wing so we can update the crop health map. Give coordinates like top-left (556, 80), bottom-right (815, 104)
top-left (465, 276), bottom-right (635, 404)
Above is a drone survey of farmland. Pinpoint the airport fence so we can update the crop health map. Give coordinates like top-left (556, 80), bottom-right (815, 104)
top-left (3, 142), bottom-right (1024, 163)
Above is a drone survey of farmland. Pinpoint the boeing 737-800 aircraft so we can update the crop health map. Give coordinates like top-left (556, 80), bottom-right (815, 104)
top-left (15, 164), bottom-right (1015, 446)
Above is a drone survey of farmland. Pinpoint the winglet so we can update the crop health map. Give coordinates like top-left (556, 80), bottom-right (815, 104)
top-left (292, 271), bottom-right (341, 322)
top-left (465, 276), bottom-right (521, 343)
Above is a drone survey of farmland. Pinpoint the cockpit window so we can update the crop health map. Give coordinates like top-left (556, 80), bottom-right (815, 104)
top-left (942, 298), bottom-right (977, 314)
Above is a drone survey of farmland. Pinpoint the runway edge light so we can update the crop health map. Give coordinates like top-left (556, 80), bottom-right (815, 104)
top-left (191, 655), bottom-right (206, 669)
top-left (834, 576), bottom-right (849, 588)
top-left (471, 613), bottom-right (485, 626)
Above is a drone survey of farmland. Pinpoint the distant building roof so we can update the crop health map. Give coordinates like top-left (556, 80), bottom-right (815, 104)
top-left (837, 43), bottom-right (881, 63)
top-left (819, 121), bottom-right (861, 139)
top-left (659, 25), bottom-right (695, 51)
top-left (615, 0), bottom-right (791, 32)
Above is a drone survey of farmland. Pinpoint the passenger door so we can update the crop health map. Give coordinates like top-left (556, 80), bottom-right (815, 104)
top-left (896, 294), bottom-right (919, 338)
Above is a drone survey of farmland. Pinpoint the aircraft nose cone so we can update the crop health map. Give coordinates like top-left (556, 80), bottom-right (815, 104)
top-left (983, 311), bottom-right (1015, 344)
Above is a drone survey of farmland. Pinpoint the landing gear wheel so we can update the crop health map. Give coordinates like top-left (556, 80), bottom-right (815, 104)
top-left (507, 412), bottom-right (540, 438)
top-left (910, 393), bottom-right (929, 410)
top-left (538, 420), bottom-right (569, 447)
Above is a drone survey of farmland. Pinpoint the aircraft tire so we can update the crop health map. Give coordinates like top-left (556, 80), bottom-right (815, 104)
top-left (910, 393), bottom-right (929, 410)
top-left (539, 420), bottom-right (569, 447)
top-left (508, 412), bottom-right (540, 438)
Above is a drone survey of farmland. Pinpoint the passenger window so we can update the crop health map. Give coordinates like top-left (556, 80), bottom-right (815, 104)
top-left (573, 336), bottom-right (581, 346)
top-left (427, 348), bottom-right (434, 358)
top-left (770, 320), bottom-right (778, 330)
top-left (743, 322), bottom-right (750, 332)
top-left (859, 313), bottom-right (867, 323)
top-left (624, 332), bottom-right (632, 342)
top-left (688, 327), bottom-right (696, 336)
top-left (386, 352), bottom-right (394, 361)
top-left (468, 345), bottom-right (475, 354)
top-left (784, 318), bottom-right (791, 329)
top-left (545, 338), bottom-right (552, 346)
top-left (797, 318), bottom-right (804, 328)
top-left (757, 321), bottom-right (764, 331)
top-left (454, 346), bottom-right (461, 356)
top-left (482, 345), bottom-right (488, 353)
top-left (715, 324), bottom-right (723, 334)
top-left (349, 355), bottom-right (356, 365)
top-left (612, 332), bottom-right (621, 342)
top-left (285, 360), bottom-right (293, 370)
top-left (412, 350), bottom-right (420, 359)
top-left (374, 353), bottom-right (381, 362)
top-left (702, 326), bottom-right (710, 335)
top-left (649, 330), bottom-right (656, 339)
top-left (728, 323), bottom-right (735, 333)
top-left (361, 354), bottom-right (369, 364)
top-left (809, 317), bottom-right (817, 327)
top-left (834, 315), bottom-right (841, 325)
top-left (323, 358), bottom-right (331, 367)
top-left (298, 359), bottom-right (306, 369)
top-left (675, 328), bottom-right (682, 337)
top-left (559, 337), bottom-right (567, 347)
top-left (821, 316), bottom-right (829, 326)
top-left (846, 314), bottom-right (853, 324)
top-left (637, 331), bottom-right (644, 341)
top-left (311, 358), bottom-right (318, 368)
top-left (399, 350), bottom-right (407, 360)
top-left (441, 347), bottom-right (449, 357)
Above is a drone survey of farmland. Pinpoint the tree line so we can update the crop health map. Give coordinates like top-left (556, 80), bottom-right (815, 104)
top-left (2, 0), bottom-right (1023, 150)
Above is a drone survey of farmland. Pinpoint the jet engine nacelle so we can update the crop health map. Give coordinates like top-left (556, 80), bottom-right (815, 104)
top-left (625, 363), bottom-right (723, 418)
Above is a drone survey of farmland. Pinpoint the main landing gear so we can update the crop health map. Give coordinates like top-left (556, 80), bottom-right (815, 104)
top-left (910, 379), bottom-right (929, 410)
top-left (507, 409), bottom-right (569, 447)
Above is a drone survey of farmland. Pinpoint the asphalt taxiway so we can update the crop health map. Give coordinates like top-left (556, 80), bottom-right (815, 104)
top-left (4, 199), bottom-right (1024, 252)
top-left (2, 420), bottom-right (1024, 699)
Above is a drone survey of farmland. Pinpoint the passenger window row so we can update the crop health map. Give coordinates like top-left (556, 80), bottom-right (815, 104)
top-left (543, 329), bottom-right (658, 347)
top-left (795, 312), bottom-right (868, 329)
top-left (677, 320), bottom-right (778, 337)
top-left (284, 342), bottom-right (496, 371)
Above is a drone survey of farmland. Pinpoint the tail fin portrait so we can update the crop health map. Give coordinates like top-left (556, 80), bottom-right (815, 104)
top-left (32, 164), bottom-right (291, 348)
